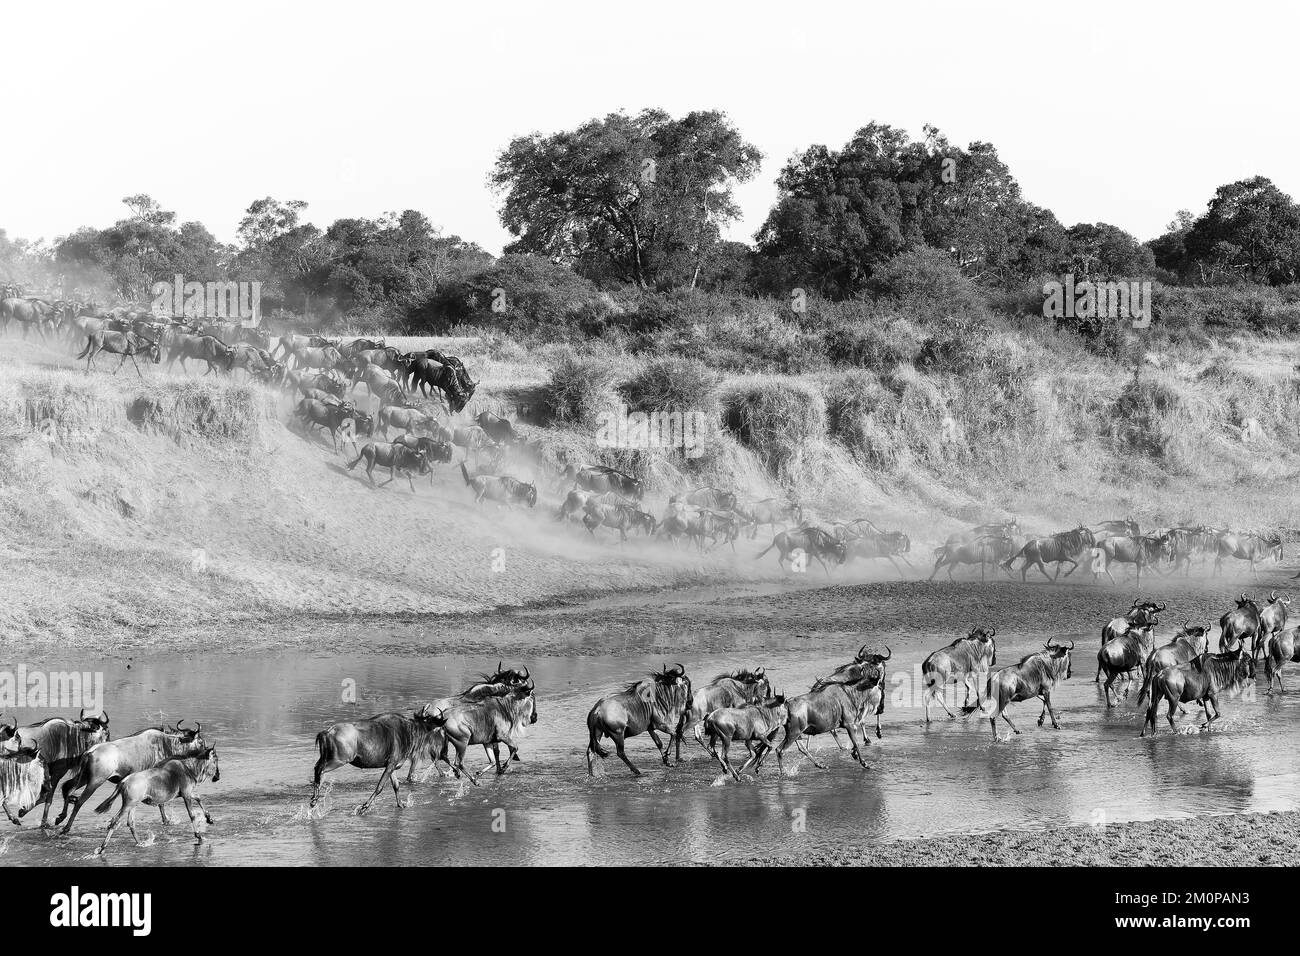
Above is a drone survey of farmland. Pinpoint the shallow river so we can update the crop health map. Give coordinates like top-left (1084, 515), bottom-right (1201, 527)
top-left (3, 610), bottom-right (1298, 866)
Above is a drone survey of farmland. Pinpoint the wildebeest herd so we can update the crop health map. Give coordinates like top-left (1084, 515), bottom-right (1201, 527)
top-left (4, 582), bottom-right (1298, 852)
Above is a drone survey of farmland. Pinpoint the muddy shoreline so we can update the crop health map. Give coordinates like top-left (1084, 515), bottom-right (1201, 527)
top-left (750, 810), bottom-right (1300, 867)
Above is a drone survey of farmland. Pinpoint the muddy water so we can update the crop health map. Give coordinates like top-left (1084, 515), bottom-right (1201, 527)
top-left (3, 613), bottom-right (1299, 866)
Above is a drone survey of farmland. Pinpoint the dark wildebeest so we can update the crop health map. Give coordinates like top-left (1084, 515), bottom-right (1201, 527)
top-left (1256, 590), bottom-right (1291, 663)
top-left (347, 442), bottom-right (430, 492)
top-left (12, 710), bottom-right (110, 828)
top-left (755, 526), bottom-right (847, 576)
top-left (378, 405), bottom-right (437, 439)
top-left (845, 527), bottom-right (913, 576)
top-left (290, 344), bottom-right (344, 373)
top-left (1093, 517), bottom-right (1140, 540)
top-left (586, 664), bottom-right (692, 776)
top-left (423, 682), bottom-right (538, 783)
top-left (756, 660), bottom-right (884, 773)
top-left (1168, 526), bottom-right (1218, 576)
top-left (1214, 531), bottom-right (1283, 578)
top-left (228, 342), bottom-right (276, 378)
top-left (0, 742), bottom-right (45, 825)
top-left (1095, 599), bottom-right (1165, 681)
top-left (682, 487), bottom-right (738, 512)
top-left (737, 497), bottom-right (802, 539)
top-left (294, 398), bottom-right (372, 452)
top-left (165, 332), bottom-right (235, 375)
top-left (971, 639), bottom-right (1074, 740)
top-left (55, 721), bottom-right (208, 833)
top-left (1089, 533), bottom-right (1173, 586)
top-left (1137, 622), bottom-right (1212, 707)
top-left (1219, 592), bottom-right (1262, 653)
top-left (1264, 627), bottom-right (1300, 695)
top-left (76, 330), bottom-right (162, 378)
top-left (704, 694), bottom-right (788, 781)
top-left (474, 411), bottom-right (521, 446)
top-left (350, 362), bottom-right (398, 401)
top-left (921, 626), bottom-right (997, 721)
top-left (404, 356), bottom-right (475, 413)
top-left (680, 667), bottom-right (772, 749)
top-left (1142, 647), bottom-right (1255, 736)
top-left (407, 664), bottom-right (531, 779)
top-left (0, 296), bottom-right (57, 340)
top-left (311, 710), bottom-right (447, 813)
top-left (1097, 619), bottom-right (1159, 706)
top-left (1002, 527), bottom-right (1095, 581)
top-left (94, 747), bottom-right (220, 853)
top-left (569, 465), bottom-right (643, 501)
top-left (557, 489), bottom-right (596, 522)
top-left (830, 645), bottom-right (892, 747)
top-left (460, 463), bottom-right (537, 508)
top-left (945, 519), bottom-right (1020, 547)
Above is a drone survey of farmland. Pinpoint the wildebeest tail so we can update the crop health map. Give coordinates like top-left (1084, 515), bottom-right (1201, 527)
top-left (585, 706), bottom-right (607, 757)
top-left (968, 677), bottom-right (1003, 717)
top-left (754, 540), bottom-right (776, 561)
top-left (460, 462), bottom-right (472, 486)
top-left (315, 729), bottom-right (335, 764)
top-left (346, 448), bottom-right (366, 471)
top-left (1001, 545), bottom-right (1025, 571)
top-left (94, 782), bottom-right (124, 815)
top-left (75, 335), bottom-right (94, 359)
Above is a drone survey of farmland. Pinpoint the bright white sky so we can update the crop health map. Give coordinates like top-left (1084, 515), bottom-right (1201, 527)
top-left (3, 0), bottom-right (1294, 253)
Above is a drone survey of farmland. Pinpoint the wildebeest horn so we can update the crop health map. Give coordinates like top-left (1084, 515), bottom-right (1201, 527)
top-left (2, 714), bottom-right (15, 732)
top-left (880, 646), bottom-right (891, 661)
top-left (79, 708), bottom-right (87, 720)
top-left (858, 643), bottom-right (869, 659)
top-left (521, 666), bottom-right (530, 681)
top-left (673, 663), bottom-right (685, 675)
top-left (496, 660), bottom-right (502, 673)
top-left (1131, 598), bottom-right (1140, 607)
top-left (101, 710), bottom-right (109, 724)
top-left (988, 626), bottom-right (996, 638)
top-left (755, 666), bottom-right (765, 676)
top-left (194, 721), bottom-right (201, 735)
top-left (1270, 590), bottom-right (1278, 602)
top-left (1065, 640), bottom-right (1075, 650)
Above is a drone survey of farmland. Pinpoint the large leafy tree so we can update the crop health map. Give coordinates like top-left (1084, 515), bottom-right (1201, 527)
top-left (1182, 176), bottom-right (1300, 284)
top-left (1062, 222), bottom-right (1156, 278)
top-left (492, 108), bottom-right (761, 289)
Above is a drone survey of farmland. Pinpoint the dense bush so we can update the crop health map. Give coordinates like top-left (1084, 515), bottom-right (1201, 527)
top-left (721, 378), bottom-right (826, 473)
top-left (538, 348), bottom-right (619, 429)
top-left (620, 357), bottom-right (721, 416)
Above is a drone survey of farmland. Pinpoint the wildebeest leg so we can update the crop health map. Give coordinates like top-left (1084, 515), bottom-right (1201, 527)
top-left (611, 730), bottom-right (641, 776)
top-left (647, 727), bottom-right (671, 766)
top-left (357, 763), bottom-right (397, 813)
top-left (194, 794), bottom-right (214, 825)
top-left (159, 804), bottom-right (172, 825)
top-left (1201, 694), bottom-right (1220, 728)
top-left (1034, 560), bottom-right (1052, 582)
top-left (1039, 691), bottom-right (1060, 728)
top-left (58, 778), bottom-right (106, 834)
top-left (126, 808), bottom-right (142, 846)
top-left (1102, 671), bottom-right (1118, 707)
top-left (114, 352), bottom-right (128, 375)
top-left (96, 803), bottom-right (128, 854)
top-left (181, 793), bottom-right (204, 844)
top-left (311, 748), bottom-right (347, 808)
top-left (999, 709), bottom-right (1021, 736)
top-left (795, 738), bottom-right (827, 769)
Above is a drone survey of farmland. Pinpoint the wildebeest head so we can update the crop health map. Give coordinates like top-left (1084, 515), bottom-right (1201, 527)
top-left (140, 337), bottom-right (162, 363)
top-left (655, 663), bottom-right (691, 703)
top-left (511, 681), bottom-right (539, 725)
top-left (171, 719), bottom-right (204, 744)
top-left (855, 644), bottom-right (892, 667)
top-left (1043, 638), bottom-right (1074, 679)
top-left (0, 713), bottom-right (17, 745)
top-left (76, 707), bottom-right (111, 742)
top-left (197, 745), bottom-right (221, 783)
top-left (968, 625), bottom-right (997, 663)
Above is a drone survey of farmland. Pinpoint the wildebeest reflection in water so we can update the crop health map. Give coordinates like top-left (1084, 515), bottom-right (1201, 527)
top-left (2, 631), bottom-right (1299, 866)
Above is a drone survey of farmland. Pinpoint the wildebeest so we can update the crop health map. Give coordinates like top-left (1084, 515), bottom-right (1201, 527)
top-left (12, 709), bottom-right (110, 828)
top-left (704, 694), bottom-right (788, 781)
top-left (1142, 647), bottom-right (1255, 736)
top-left (1219, 592), bottom-right (1262, 653)
top-left (972, 640), bottom-right (1074, 740)
top-left (474, 411), bottom-right (521, 446)
top-left (350, 362), bottom-right (398, 401)
top-left (557, 488), bottom-right (596, 522)
top-left (274, 332), bottom-right (335, 361)
top-left (0, 741), bottom-right (45, 825)
top-left (681, 668), bottom-right (772, 749)
top-left (945, 519), bottom-right (1021, 547)
top-left (758, 660), bottom-right (884, 773)
top-left (1256, 590), bottom-right (1291, 663)
top-left (845, 526), bottom-right (912, 575)
top-left (378, 404), bottom-right (438, 439)
top-left (1097, 619), bottom-right (1158, 706)
top-left (569, 465), bottom-right (643, 501)
top-left (1002, 527), bottom-right (1095, 581)
top-left (165, 332), bottom-right (235, 375)
top-left (1214, 531), bottom-right (1283, 578)
top-left (1095, 599), bottom-right (1164, 681)
top-left (290, 344), bottom-right (344, 373)
top-left (1137, 622), bottom-right (1212, 706)
top-left (755, 526), bottom-right (847, 576)
top-left (347, 442), bottom-right (430, 492)
top-left (94, 747), bottom-right (220, 853)
top-left (294, 398), bottom-right (372, 452)
top-left (1264, 627), bottom-right (1300, 695)
top-left (1089, 533), bottom-right (1173, 586)
top-left (582, 498), bottom-right (657, 542)
top-left (1093, 517), bottom-right (1140, 540)
top-left (921, 626), bottom-right (997, 721)
top-left (681, 486), bottom-right (738, 512)
top-left (460, 463), bottom-right (537, 508)
top-left (586, 664), bottom-right (692, 776)
top-left (311, 710), bottom-right (447, 813)
top-left (407, 664), bottom-right (532, 778)
top-left (737, 497), bottom-right (802, 539)
top-left (424, 682), bottom-right (538, 783)
top-left (404, 356), bottom-right (476, 413)
top-left (929, 536), bottom-right (1011, 581)
top-left (76, 330), bottom-right (161, 377)
top-left (1168, 526), bottom-right (1219, 575)
top-left (55, 720), bottom-right (208, 833)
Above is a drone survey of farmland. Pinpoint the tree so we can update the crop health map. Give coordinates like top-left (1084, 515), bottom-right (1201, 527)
top-left (492, 109), bottom-right (761, 289)
top-left (1062, 222), bottom-right (1156, 278)
top-left (1183, 177), bottom-right (1300, 284)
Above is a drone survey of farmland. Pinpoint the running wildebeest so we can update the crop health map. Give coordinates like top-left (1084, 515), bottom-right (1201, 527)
top-left (737, 497), bottom-right (802, 539)
top-left (582, 498), bottom-right (656, 542)
top-left (1168, 526), bottom-right (1218, 576)
top-left (1095, 599), bottom-right (1164, 681)
top-left (921, 626), bottom-right (997, 721)
top-left (294, 398), bottom-right (372, 452)
top-left (460, 463), bottom-right (537, 508)
top-left (704, 694), bottom-right (788, 781)
top-left (1089, 533), bottom-right (1173, 586)
top-left (971, 639), bottom-right (1074, 741)
top-left (1264, 627), bottom-right (1300, 695)
top-left (55, 721), bottom-right (207, 833)
top-left (1093, 517), bottom-right (1140, 540)
top-left (408, 665), bottom-right (532, 779)
top-left (755, 526), bottom-right (847, 576)
top-left (845, 526), bottom-right (912, 576)
top-left (1002, 527), bottom-right (1095, 581)
top-left (1137, 622), bottom-right (1212, 707)
top-left (12, 709), bottom-right (110, 828)
top-left (403, 356), bottom-right (476, 413)
top-left (945, 519), bottom-right (1020, 547)
top-left (681, 667), bottom-right (772, 749)
top-left (473, 411), bottom-right (521, 446)
top-left (682, 486), bottom-right (738, 512)
top-left (76, 330), bottom-right (161, 377)
top-left (94, 747), bottom-right (220, 853)
top-left (1256, 590), bottom-right (1291, 663)
top-left (569, 464), bottom-right (643, 501)
top-left (1097, 619), bottom-right (1158, 706)
top-left (165, 332), bottom-right (234, 375)
top-left (1214, 531), bottom-right (1283, 578)
top-left (1219, 592), bottom-right (1262, 653)
top-left (1142, 647), bottom-right (1255, 736)
top-left (346, 442), bottom-right (430, 492)
top-left (586, 664), bottom-right (692, 776)
top-left (425, 681), bottom-right (538, 783)
top-left (757, 660), bottom-right (884, 773)
top-left (0, 742), bottom-right (45, 825)
top-left (929, 536), bottom-right (1013, 581)
top-left (311, 710), bottom-right (447, 813)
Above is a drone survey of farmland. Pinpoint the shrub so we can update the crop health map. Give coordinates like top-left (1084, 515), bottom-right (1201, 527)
top-left (721, 378), bottom-right (826, 473)
top-left (620, 357), bottom-right (721, 416)
top-left (538, 348), bottom-right (619, 429)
